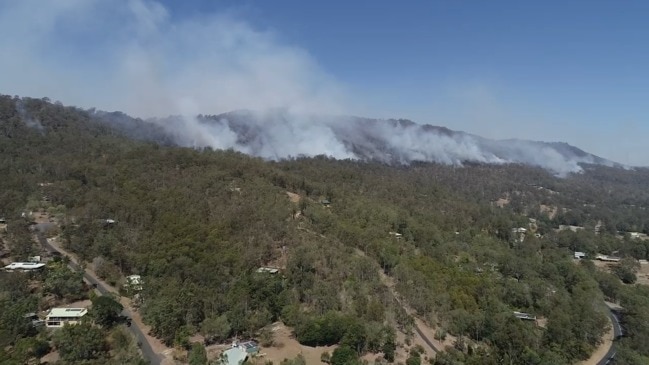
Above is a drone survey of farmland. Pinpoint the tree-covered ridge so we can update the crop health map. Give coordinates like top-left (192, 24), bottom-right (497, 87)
top-left (1, 95), bottom-right (649, 364)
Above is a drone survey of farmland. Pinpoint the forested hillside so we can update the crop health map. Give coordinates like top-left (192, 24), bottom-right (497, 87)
top-left (2, 95), bottom-right (649, 365)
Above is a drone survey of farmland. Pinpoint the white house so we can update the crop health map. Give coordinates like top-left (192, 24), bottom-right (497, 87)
top-left (45, 308), bottom-right (88, 328)
top-left (514, 311), bottom-right (537, 321)
top-left (389, 232), bottom-right (403, 239)
top-left (574, 252), bottom-right (586, 259)
top-left (596, 254), bottom-right (621, 262)
top-left (3, 262), bottom-right (46, 271)
top-left (256, 267), bottom-right (279, 274)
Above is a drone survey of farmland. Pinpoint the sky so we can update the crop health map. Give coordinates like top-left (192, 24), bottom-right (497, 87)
top-left (0, 0), bottom-right (648, 165)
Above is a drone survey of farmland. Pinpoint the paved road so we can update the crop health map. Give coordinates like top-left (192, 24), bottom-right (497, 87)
top-left (413, 323), bottom-right (440, 353)
top-left (378, 271), bottom-right (440, 354)
top-left (597, 307), bottom-right (623, 365)
top-left (36, 228), bottom-right (162, 365)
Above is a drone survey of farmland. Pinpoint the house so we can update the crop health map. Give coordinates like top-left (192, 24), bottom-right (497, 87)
top-left (389, 231), bottom-right (403, 239)
top-left (28, 256), bottom-right (41, 263)
top-left (514, 311), bottom-right (537, 321)
top-left (256, 267), bottom-right (279, 274)
top-left (559, 225), bottom-right (584, 232)
top-left (3, 262), bottom-right (46, 271)
top-left (221, 345), bottom-right (249, 365)
top-left (45, 308), bottom-right (88, 328)
top-left (512, 227), bottom-right (527, 234)
top-left (596, 254), bottom-right (621, 262)
top-left (320, 199), bottom-right (331, 207)
top-left (574, 252), bottom-right (586, 260)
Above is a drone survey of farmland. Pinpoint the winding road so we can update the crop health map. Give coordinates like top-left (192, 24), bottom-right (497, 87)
top-left (597, 306), bottom-right (623, 365)
top-left (35, 225), bottom-right (163, 365)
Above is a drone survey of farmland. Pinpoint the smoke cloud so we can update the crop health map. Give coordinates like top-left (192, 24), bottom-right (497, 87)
top-left (0, 0), bottom-right (346, 117)
top-left (0, 0), bottom-right (623, 175)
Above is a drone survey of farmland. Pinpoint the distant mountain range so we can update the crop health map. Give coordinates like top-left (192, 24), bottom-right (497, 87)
top-left (91, 108), bottom-right (621, 176)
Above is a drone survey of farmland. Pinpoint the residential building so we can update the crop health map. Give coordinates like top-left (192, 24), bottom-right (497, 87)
top-left (514, 311), bottom-right (537, 321)
top-left (221, 346), bottom-right (248, 365)
top-left (574, 252), bottom-right (586, 259)
top-left (389, 231), bottom-right (403, 239)
top-left (45, 308), bottom-right (88, 328)
top-left (256, 267), bottom-right (279, 274)
top-left (3, 262), bottom-right (46, 271)
top-left (220, 341), bottom-right (259, 365)
top-left (595, 254), bottom-right (621, 262)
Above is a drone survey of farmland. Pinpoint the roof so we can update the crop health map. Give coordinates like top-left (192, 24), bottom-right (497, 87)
top-left (222, 347), bottom-right (248, 365)
top-left (256, 267), bottom-right (279, 274)
top-left (47, 308), bottom-right (88, 318)
top-left (514, 311), bottom-right (537, 320)
top-left (127, 275), bottom-right (142, 284)
top-left (3, 262), bottom-right (46, 270)
top-left (240, 341), bottom-right (259, 353)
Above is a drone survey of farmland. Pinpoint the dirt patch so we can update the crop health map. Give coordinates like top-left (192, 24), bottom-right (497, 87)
top-left (286, 191), bottom-right (301, 204)
top-left (33, 211), bottom-right (52, 224)
top-left (636, 262), bottom-right (649, 286)
top-left (494, 195), bottom-right (510, 208)
top-left (539, 204), bottom-right (558, 219)
top-left (40, 350), bottom-right (60, 364)
top-left (592, 260), bottom-right (616, 273)
top-left (255, 322), bottom-right (334, 365)
top-left (58, 299), bottom-right (92, 309)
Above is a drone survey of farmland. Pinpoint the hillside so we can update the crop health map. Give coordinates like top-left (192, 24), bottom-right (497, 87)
top-left (92, 108), bottom-right (622, 176)
top-left (2, 95), bottom-right (649, 365)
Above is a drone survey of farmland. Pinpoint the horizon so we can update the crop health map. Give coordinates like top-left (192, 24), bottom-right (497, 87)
top-left (1, 0), bottom-right (647, 166)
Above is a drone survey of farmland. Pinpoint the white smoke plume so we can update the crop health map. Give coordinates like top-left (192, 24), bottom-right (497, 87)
top-left (0, 0), bottom-right (622, 175)
top-left (0, 0), bottom-right (346, 117)
top-left (15, 99), bottom-right (45, 133)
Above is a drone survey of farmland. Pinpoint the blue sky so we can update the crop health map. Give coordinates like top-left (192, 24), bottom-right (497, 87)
top-left (1, 0), bottom-right (648, 165)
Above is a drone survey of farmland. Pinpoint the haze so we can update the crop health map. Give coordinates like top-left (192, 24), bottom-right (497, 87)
top-left (1, 0), bottom-right (647, 166)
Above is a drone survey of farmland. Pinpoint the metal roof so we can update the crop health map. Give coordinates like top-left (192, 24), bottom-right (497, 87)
top-left (222, 347), bottom-right (248, 365)
top-left (47, 308), bottom-right (88, 318)
top-left (3, 262), bottom-right (46, 270)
